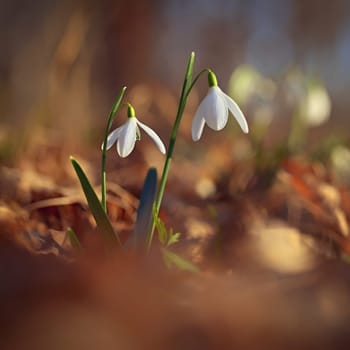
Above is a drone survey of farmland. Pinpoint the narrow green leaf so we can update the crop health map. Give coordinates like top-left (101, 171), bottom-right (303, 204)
top-left (153, 210), bottom-right (168, 244)
top-left (129, 168), bottom-right (157, 248)
top-left (161, 248), bottom-right (200, 273)
top-left (167, 232), bottom-right (181, 247)
top-left (66, 227), bottom-right (82, 250)
top-left (162, 252), bottom-right (172, 269)
top-left (156, 216), bottom-right (168, 245)
top-left (70, 156), bottom-right (121, 246)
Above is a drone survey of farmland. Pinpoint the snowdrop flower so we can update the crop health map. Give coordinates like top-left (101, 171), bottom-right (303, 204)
top-left (192, 71), bottom-right (249, 141)
top-left (103, 103), bottom-right (166, 157)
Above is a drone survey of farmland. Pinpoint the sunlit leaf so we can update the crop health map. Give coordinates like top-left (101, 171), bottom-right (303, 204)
top-left (167, 232), bottom-right (181, 246)
top-left (66, 227), bottom-right (82, 250)
top-left (161, 248), bottom-right (200, 273)
top-left (155, 214), bottom-right (168, 245)
top-left (70, 156), bottom-right (121, 246)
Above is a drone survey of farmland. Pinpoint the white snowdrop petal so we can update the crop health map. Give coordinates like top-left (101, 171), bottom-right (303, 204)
top-left (221, 90), bottom-right (249, 133)
top-left (104, 126), bottom-right (122, 150)
top-left (137, 119), bottom-right (166, 154)
top-left (204, 87), bottom-right (228, 131)
top-left (192, 104), bottom-right (206, 141)
top-left (198, 90), bottom-right (215, 125)
top-left (117, 119), bottom-right (137, 157)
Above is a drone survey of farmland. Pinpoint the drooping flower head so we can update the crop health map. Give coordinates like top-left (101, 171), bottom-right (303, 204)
top-left (103, 103), bottom-right (166, 157)
top-left (192, 70), bottom-right (249, 141)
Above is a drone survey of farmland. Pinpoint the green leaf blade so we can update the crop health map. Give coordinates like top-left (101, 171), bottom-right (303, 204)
top-left (70, 156), bottom-right (121, 246)
top-left (167, 232), bottom-right (181, 247)
top-left (66, 227), bottom-right (82, 250)
top-left (161, 248), bottom-right (200, 273)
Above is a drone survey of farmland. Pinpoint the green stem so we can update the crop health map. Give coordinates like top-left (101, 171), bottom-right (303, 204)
top-left (147, 52), bottom-right (202, 250)
top-left (186, 68), bottom-right (209, 98)
top-left (101, 86), bottom-right (127, 212)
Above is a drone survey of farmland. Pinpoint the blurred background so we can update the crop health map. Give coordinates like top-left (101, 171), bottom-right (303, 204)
top-left (3, 4), bottom-right (350, 348)
top-left (0, 0), bottom-right (349, 167)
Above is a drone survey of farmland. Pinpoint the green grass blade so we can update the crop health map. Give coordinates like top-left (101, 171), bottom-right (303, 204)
top-left (129, 168), bottom-right (157, 248)
top-left (161, 248), bottom-right (200, 273)
top-left (70, 156), bottom-right (121, 246)
top-left (66, 227), bottom-right (82, 250)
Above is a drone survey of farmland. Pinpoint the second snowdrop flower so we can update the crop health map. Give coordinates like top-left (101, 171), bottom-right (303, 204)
top-left (104, 104), bottom-right (166, 158)
top-left (192, 71), bottom-right (249, 141)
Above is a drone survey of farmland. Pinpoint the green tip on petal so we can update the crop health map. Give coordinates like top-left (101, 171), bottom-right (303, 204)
top-left (127, 103), bottom-right (136, 118)
top-left (208, 71), bottom-right (218, 87)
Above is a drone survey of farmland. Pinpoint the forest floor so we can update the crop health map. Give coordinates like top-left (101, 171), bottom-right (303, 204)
top-left (1, 125), bottom-right (350, 349)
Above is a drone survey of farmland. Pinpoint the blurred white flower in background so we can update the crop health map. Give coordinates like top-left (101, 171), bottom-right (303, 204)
top-left (302, 82), bottom-right (331, 127)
